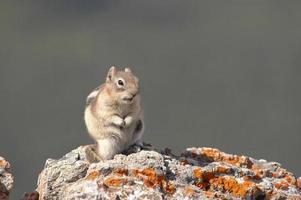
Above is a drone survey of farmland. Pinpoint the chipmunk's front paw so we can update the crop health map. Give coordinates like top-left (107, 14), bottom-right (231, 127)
top-left (111, 115), bottom-right (125, 128)
top-left (124, 116), bottom-right (133, 127)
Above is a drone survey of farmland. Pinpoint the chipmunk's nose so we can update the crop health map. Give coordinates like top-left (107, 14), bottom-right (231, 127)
top-left (130, 92), bottom-right (137, 98)
top-left (127, 91), bottom-right (138, 101)
top-left (126, 93), bottom-right (136, 101)
top-left (130, 88), bottom-right (139, 97)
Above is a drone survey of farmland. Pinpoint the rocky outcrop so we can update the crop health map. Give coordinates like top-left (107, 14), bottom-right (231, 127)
top-left (0, 157), bottom-right (13, 200)
top-left (35, 144), bottom-right (301, 200)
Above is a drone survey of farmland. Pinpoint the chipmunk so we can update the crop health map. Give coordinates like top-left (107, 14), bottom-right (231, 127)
top-left (84, 66), bottom-right (144, 161)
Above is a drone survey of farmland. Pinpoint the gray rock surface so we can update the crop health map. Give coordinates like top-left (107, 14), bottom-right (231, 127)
top-left (35, 144), bottom-right (301, 200)
top-left (0, 157), bottom-right (13, 200)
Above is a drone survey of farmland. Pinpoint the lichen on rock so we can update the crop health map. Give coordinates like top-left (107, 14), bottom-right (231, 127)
top-left (35, 144), bottom-right (301, 200)
top-left (0, 157), bottom-right (13, 200)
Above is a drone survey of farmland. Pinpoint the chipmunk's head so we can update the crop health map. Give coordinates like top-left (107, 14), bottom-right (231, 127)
top-left (105, 66), bottom-right (139, 104)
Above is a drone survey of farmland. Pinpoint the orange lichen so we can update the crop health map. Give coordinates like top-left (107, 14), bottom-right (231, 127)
top-left (144, 179), bottom-right (156, 188)
top-left (201, 148), bottom-right (221, 161)
top-left (272, 172), bottom-right (279, 178)
top-left (183, 187), bottom-right (195, 197)
top-left (103, 177), bottom-right (127, 187)
top-left (193, 168), bottom-right (215, 190)
top-left (0, 160), bottom-right (8, 168)
top-left (284, 175), bottom-right (296, 185)
top-left (113, 168), bottom-right (128, 176)
top-left (216, 166), bottom-right (230, 174)
top-left (162, 180), bottom-right (176, 195)
top-left (253, 173), bottom-right (262, 180)
top-left (223, 156), bottom-right (252, 168)
top-left (224, 157), bottom-right (240, 165)
top-left (195, 180), bottom-right (207, 189)
top-left (193, 168), bottom-right (202, 179)
top-left (132, 168), bottom-right (156, 178)
top-left (252, 167), bottom-right (264, 179)
top-left (132, 168), bottom-right (176, 194)
top-left (242, 181), bottom-right (253, 188)
top-left (184, 148), bottom-right (301, 198)
top-left (138, 168), bottom-right (161, 188)
top-left (200, 148), bottom-right (253, 169)
top-left (142, 168), bottom-right (157, 177)
top-left (150, 174), bottom-right (165, 188)
top-left (210, 177), bottom-right (258, 198)
top-left (274, 183), bottom-right (281, 189)
top-left (193, 167), bottom-right (226, 181)
top-left (86, 171), bottom-right (99, 180)
top-left (131, 169), bottom-right (139, 177)
top-left (202, 171), bottom-right (215, 181)
top-left (143, 173), bottom-right (164, 189)
top-left (274, 181), bottom-right (289, 190)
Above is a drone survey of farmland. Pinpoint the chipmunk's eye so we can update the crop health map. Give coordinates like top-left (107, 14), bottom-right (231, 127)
top-left (117, 79), bottom-right (124, 86)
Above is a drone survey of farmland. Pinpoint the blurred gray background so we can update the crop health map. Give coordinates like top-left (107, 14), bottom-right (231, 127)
top-left (1, 1), bottom-right (301, 198)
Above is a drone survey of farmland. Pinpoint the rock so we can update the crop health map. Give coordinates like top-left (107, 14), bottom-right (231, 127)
top-left (37, 146), bottom-right (91, 200)
top-left (20, 191), bottom-right (39, 200)
top-left (0, 157), bottom-right (13, 200)
top-left (36, 144), bottom-right (301, 200)
top-left (297, 177), bottom-right (301, 190)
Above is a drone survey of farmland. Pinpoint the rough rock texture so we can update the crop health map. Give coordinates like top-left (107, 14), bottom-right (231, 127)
top-left (21, 191), bottom-right (39, 200)
top-left (36, 144), bottom-right (301, 200)
top-left (0, 157), bottom-right (13, 200)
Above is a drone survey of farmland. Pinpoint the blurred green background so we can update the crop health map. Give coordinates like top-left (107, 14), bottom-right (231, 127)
top-left (1, 1), bottom-right (301, 198)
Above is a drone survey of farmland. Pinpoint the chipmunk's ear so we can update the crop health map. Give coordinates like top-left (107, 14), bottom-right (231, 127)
top-left (124, 67), bottom-right (132, 73)
top-left (106, 66), bottom-right (116, 82)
